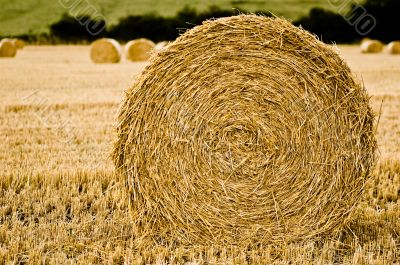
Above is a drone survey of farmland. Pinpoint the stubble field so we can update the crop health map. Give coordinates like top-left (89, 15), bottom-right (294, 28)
top-left (0, 45), bottom-right (399, 264)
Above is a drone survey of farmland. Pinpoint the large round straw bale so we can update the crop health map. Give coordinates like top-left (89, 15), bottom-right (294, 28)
top-left (113, 15), bottom-right (376, 246)
top-left (125, 38), bottom-right (155, 61)
top-left (361, 40), bottom-right (384, 53)
top-left (0, 39), bottom-right (17, 57)
top-left (90, 38), bottom-right (122, 63)
top-left (387, 41), bottom-right (400, 54)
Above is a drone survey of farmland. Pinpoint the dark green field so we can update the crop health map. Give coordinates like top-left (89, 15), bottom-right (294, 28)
top-left (0, 0), bottom-right (341, 36)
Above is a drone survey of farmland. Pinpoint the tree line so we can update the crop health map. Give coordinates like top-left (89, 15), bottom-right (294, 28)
top-left (7, 0), bottom-right (399, 44)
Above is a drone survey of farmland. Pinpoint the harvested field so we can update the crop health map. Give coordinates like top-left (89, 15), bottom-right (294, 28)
top-left (0, 45), bottom-right (399, 263)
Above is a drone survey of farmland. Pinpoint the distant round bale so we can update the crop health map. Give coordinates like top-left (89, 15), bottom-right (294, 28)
top-left (0, 39), bottom-right (17, 57)
top-left (387, 41), bottom-right (400, 54)
top-left (90, 38), bottom-right (122, 63)
top-left (11, 39), bottom-right (25, 49)
top-left (155, 41), bottom-right (170, 51)
top-left (114, 15), bottom-right (377, 246)
top-left (361, 40), bottom-right (384, 53)
top-left (125, 38), bottom-right (155, 61)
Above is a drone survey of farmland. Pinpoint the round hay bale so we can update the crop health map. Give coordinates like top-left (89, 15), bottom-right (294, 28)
top-left (125, 38), bottom-right (155, 61)
top-left (11, 38), bottom-right (25, 49)
top-left (113, 15), bottom-right (376, 246)
top-left (155, 41), bottom-right (170, 51)
top-left (90, 38), bottom-right (122, 63)
top-left (387, 41), bottom-right (400, 54)
top-left (0, 39), bottom-right (17, 57)
top-left (361, 40), bottom-right (384, 53)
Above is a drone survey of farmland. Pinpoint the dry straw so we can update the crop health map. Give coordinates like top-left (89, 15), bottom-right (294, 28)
top-left (114, 15), bottom-right (377, 247)
top-left (0, 39), bottom-right (17, 57)
top-left (387, 41), bottom-right (400, 54)
top-left (361, 40), bottom-right (384, 53)
top-left (125, 38), bottom-right (155, 61)
top-left (90, 38), bottom-right (122, 63)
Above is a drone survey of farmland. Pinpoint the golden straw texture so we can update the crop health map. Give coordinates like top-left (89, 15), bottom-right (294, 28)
top-left (113, 15), bottom-right (377, 247)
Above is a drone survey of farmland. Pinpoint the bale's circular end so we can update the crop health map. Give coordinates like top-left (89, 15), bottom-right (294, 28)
top-left (387, 41), bottom-right (400, 54)
top-left (0, 39), bottom-right (17, 57)
top-left (114, 15), bottom-right (376, 246)
top-left (90, 38), bottom-right (122, 63)
top-left (125, 38), bottom-right (155, 61)
top-left (361, 40), bottom-right (384, 53)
